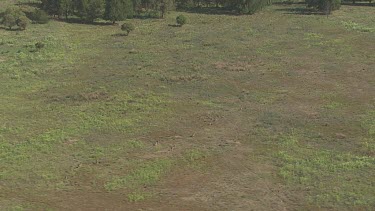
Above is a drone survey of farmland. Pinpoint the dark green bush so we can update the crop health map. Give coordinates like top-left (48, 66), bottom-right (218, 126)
top-left (176, 15), bottom-right (187, 26)
top-left (121, 22), bottom-right (135, 35)
top-left (1, 6), bottom-right (30, 30)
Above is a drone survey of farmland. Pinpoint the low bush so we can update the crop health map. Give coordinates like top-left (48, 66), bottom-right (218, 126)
top-left (121, 23), bottom-right (135, 35)
top-left (176, 15), bottom-right (187, 26)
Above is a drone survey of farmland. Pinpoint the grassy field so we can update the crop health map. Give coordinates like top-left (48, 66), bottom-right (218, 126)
top-left (0, 1), bottom-right (374, 210)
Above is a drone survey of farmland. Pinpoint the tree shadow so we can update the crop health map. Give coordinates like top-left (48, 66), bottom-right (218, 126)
top-left (341, 2), bottom-right (374, 6)
top-left (273, 1), bottom-right (307, 5)
top-left (54, 17), bottom-right (115, 26)
top-left (133, 14), bottom-right (162, 19)
top-left (181, 7), bottom-right (241, 16)
top-left (275, 7), bottom-right (325, 15)
top-left (168, 24), bottom-right (181, 27)
top-left (0, 26), bottom-right (24, 31)
top-left (112, 33), bottom-right (128, 37)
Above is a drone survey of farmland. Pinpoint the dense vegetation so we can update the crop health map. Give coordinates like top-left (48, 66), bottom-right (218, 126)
top-left (38, 0), bottom-right (273, 22)
top-left (8, 0), bottom-right (373, 28)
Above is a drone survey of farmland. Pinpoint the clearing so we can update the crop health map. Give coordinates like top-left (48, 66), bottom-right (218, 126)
top-left (0, 1), bottom-right (374, 210)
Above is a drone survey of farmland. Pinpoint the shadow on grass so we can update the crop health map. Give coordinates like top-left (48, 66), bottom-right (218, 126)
top-left (112, 33), bottom-right (128, 37)
top-left (275, 7), bottom-right (325, 15)
top-left (0, 26), bottom-right (24, 31)
top-left (133, 14), bottom-right (162, 19)
top-left (168, 24), bottom-right (181, 27)
top-left (341, 1), bottom-right (375, 6)
top-left (273, 1), bottom-right (307, 5)
top-left (180, 7), bottom-right (241, 16)
top-left (53, 17), bottom-right (116, 26)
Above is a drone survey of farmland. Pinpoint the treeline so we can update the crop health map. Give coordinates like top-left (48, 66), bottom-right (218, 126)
top-left (40, 0), bottom-right (273, 22)
top-left (177, 0), bottom-right (272, 14)
top-left (41, 0), bottom-right (174, 22)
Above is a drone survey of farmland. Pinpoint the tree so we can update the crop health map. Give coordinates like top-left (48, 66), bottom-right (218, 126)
top-left (59, 0), bottom-right (74, 19)
top-left (132, 0), bottom-right (142, 15)
top-left (76, 0), bottom-right (105, 22)
top-left (41, 0), bottom-right (60, 17)
top-left (87, 0), bottom-right (105, 22)
top-left (121, 22), bottom-right (135, 35)
top-left (104, 0), bottom-right (134, 24)
top-left (76, 0), bottom-right (90, 20)
top-left (159, 0), bottom-right (174, 18)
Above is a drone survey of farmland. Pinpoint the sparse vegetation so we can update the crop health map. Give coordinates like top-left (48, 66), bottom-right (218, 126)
top-left (0, 0), bottom-right (374, 210)
top-left (127, 192), bottom-right (149, 202)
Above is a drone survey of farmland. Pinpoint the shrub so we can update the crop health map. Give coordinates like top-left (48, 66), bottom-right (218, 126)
top-left (30, 9), bottom-right (49, 24)
top-left (1, 6), bottom-right (30, 30)
top-left (176, 15), bottom-right (187, 26)
top-left (2, 13), bottom-right (17, 29)
top-left (16, 16), bottom-right (30, 30)
top-left (121, 22), bottom-right (135, 35)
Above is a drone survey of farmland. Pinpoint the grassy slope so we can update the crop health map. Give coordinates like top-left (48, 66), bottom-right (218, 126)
top-left (0, 2), bottom-right (374, 210)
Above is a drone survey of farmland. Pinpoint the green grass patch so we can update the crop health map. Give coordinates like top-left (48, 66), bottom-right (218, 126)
top-left (105, 159), bottom-right (173, 191)
top-left (127, 191), bottom-right (152, 202)
top-left (276, 133), bottom-right (375, 208)
top-left (341, 20), bottom-right (374, 33)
